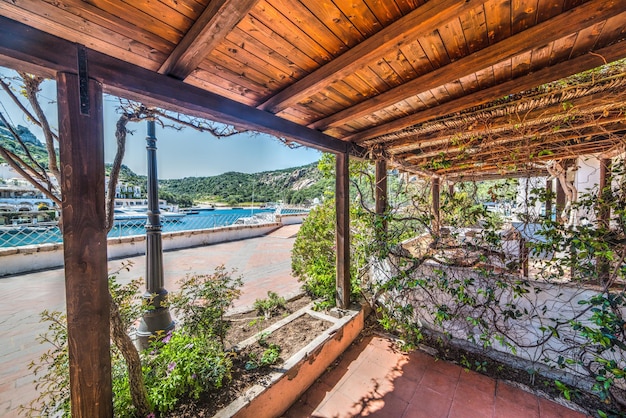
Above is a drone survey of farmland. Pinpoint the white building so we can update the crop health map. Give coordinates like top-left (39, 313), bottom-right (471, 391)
top-left (0, 164), bottom-right (57, 213)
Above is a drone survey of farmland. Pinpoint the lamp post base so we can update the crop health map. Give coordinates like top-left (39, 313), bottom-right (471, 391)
top-left (136, 307), bottom-right (175, 350)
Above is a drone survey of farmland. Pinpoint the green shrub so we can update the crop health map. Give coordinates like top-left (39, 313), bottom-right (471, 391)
top-left (23, 266), bottom-right (242, 417)
top-left (253, 291), bottom-right (286, 319)
top-left (167, 266), bottom-right (242, 346)
top-left (245, 342), bottom-right (282, 370)
top-left (143, 332), bottom-right (232, 413)
top-left (291, 200), bottom-right (360, 307)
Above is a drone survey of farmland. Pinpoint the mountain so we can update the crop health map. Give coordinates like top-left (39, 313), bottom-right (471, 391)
top-left (0, 121), bottom-right (42, 146)
top-left (159, 162), bottom-right (330, 206)
top-left (0, 122), bottom-right (49, 167)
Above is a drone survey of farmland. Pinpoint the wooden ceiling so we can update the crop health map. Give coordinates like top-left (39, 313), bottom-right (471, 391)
top-left (1, 0), bottom-right (626, 179)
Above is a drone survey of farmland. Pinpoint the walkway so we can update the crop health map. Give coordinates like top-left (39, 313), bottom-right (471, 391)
top-left (0, 224), bottom-right (302, 416)
top-left (285, 334), bottom-right (590, 418)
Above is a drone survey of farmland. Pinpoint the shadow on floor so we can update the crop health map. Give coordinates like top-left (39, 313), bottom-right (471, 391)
top-left (284, 334), bottom-right (589, 418)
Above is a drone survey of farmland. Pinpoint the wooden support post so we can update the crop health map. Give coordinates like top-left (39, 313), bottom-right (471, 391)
top-left (545, 179), bottom-right (553, 221)
top-left (597, 158), bottom-right (611, 283)
top-left (556, 179), bottom-right (566, 224)
top-left (375, 159), bottom-right (388, 241)
top-left (335, 152), bottom-right (350, 309)
top-left (448, 181), bottom-right (455, 197)
top-left (519, 237), bottom-right (529, 277)
top-left (598, 158), bottom-right (611, 230)
top-left (432, 177), bottom-right (440, 234)
top-left (57, 70), bottom-right (112, 417)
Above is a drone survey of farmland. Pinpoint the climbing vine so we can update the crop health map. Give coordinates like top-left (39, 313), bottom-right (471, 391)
top-left (361, 158), bottom-right (626, 416)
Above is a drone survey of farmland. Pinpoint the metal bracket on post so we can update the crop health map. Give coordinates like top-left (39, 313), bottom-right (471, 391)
top-left (77, 44), bottom-right (90, 116)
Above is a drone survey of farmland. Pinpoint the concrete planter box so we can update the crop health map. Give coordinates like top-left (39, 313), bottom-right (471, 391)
top-left (215, 304), bottom-right (365, 418)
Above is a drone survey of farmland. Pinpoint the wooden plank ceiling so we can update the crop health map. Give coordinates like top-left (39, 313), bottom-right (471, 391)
top-left (1, 0), bottom-right (626, 179)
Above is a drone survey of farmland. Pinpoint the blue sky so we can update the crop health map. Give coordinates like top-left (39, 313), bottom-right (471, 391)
top-left (0, 68), bottom-right (321, 179)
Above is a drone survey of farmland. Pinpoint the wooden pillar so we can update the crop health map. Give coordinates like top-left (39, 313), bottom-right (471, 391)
top-left (448, 181), bottom-right (455, 197)
top-left (556, 179), bottom-right (566, 224)
top-left (545, 179), bottom-right (553, 221)
top-left (375, 159), bottom-right (388, 240)
top-left (432, 177), bottom-right (440, 234)
top-left (335, 152), bottom-right (350, 309)
top-left (57, 70), bottom-right (112, 416)
top-left (598, 158), bottom-right (611, 230)
top-left (519, 237), bottom-right (529, 277)
top-left (597, 158), bottom-right (612, 283)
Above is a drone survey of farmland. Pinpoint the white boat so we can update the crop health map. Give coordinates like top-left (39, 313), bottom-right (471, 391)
top-left (113, 208), bottom-right (185, 225)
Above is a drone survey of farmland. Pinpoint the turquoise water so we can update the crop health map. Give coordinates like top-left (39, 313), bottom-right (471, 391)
top-left (0, 208), bottom-right (291, 248)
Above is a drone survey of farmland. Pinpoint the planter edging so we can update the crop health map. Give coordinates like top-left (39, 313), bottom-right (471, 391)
top-left (214, 306), bottom-right (365, 418)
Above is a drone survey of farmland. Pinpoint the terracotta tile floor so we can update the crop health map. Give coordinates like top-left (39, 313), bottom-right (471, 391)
top-left (285, 335), bottom-right (590, 418)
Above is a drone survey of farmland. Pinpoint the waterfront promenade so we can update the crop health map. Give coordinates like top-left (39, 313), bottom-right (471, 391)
top-left (0, 224), bottom-right (302, 416)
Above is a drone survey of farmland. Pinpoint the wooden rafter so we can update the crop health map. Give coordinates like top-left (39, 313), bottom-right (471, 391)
top-left (323, 0), bottom-right (626, 138)
top-left (405, 123), bottom-right (626, 167)
top-left (257, 0), bottom-right (483, 114)
top-left (354, 41), bottom-right (626, 145)
top-left (0, 0), bottom-right (625, 181)
top-left (158, 0), bottom-right (259, 80)
top-left (430, 136), bottom-right (624, 176)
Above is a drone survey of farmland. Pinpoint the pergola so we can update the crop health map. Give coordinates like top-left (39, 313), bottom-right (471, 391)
top-left (1, 0), bottom-right (625, 415)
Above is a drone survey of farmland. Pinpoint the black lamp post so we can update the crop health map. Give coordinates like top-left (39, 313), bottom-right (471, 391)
top-left (137, 120), bottom-right (174, 349)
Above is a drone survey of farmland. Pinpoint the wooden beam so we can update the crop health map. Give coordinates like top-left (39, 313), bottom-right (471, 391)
top-left (57, 71), bottom-right (112, 417)
top-left (445, 169), bottom-right (549, 182)
top-left (158, 0), bottom-right (259, 79)
top-left (319, 0), bottom-right (626, 134)
top-left (423, 135), bottom-right (622, 175)
top-left (375, 158), bottom-right (388, 239)
top-left (0, 16), bottom-right (362, 156)
top-left (598, 158), bottom-right (612, 230)
top-left (258, 0), bottom-right (483, 113)
top-left (349, 40), bottom-right (626, 144)
top-left (335, 152), bottom-right (350, 309)
top-left (556, 172), bottom-right (566, 223)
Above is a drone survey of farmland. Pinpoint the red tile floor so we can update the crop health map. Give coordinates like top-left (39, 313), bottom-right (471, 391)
top-left (285, 335), bottom-right (590, 418)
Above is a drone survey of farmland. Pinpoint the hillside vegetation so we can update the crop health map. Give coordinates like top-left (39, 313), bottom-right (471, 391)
top-left (159, 163), bottom-right (330, 206)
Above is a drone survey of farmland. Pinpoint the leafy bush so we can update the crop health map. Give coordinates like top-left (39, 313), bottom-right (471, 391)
top-left (167, 266), bottom-right (242, 346)
top-left (253, 291), bottom-right (286, 319)
top-left (142, 333), bottom-right (232, 413)
top-left (20, 310), bottom-right (70, 418)
top-left (23, 266), bottom-right (243, 417)
top-left (292, 198), bottom-right (364, 308)
top-left (244, 334), bottom-right (282, 370)
top-left (367, 161), bottom-right (626, 415)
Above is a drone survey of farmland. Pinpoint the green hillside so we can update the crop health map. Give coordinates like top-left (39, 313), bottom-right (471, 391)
top-left (159, 163), bottom-right (330, 206)
top-left (0, 122), bottom-right (50, 168)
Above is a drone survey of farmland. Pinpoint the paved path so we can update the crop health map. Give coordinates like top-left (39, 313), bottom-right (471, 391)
top-left (0, 224), bottom-right (302, 416)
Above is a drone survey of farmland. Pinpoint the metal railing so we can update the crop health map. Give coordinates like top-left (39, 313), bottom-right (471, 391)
top-left (0, 210), bottom-right (288, 249)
